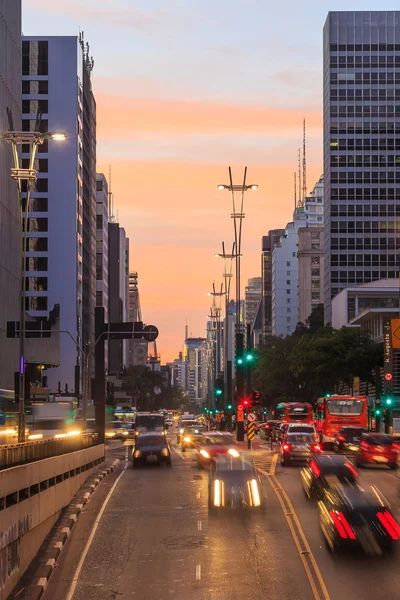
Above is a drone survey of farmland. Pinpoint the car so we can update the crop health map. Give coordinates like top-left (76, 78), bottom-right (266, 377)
top-left (180, 426), bottom-right (207, 451)
top-left (132, 432), bottom-right (171, 467)
top-left (165, 419), bottom-right (173, 427)
top-left (176, 419), bottom-right (199, 443)
top-left (208, 454), bottom-right (265, 510)
top-left (277, 423), bottom-right (290, 441)
top-left (333, 426), bottom-right (368, 454)
top-left (281, 433), bottom-right (321, 465)
top-left (356, 433), bottom-right (397, 469)
top-left (105, 421), bottom-right (130, 440)
top-left (260, 420), bottom-right (282, 441)
top-left (301, 454), bottom-right (358, 500)
top-left (195, 432), bottom-right (238, 469)
top-left (318, 482), bottom-right (400, 554)
top-left (286, 423), bottom-right (318, 441)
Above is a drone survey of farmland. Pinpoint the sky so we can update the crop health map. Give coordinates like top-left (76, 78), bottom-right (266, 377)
top-left (22, 0), bottom-right (400, 362)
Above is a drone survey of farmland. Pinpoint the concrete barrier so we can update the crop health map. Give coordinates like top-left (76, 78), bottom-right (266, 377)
top-left (0, 444), bottom-right (105, 600)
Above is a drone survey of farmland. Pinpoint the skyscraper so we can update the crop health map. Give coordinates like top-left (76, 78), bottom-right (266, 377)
top-left (108, 223), bottom-right (129, 374)
top-left (21, 36), bottom-right (97, 394)
top-left (244, 277), bottom-right (262, 327)
top-left (323, 11), bottom-right (400, 322)
top-left (0, 1), bottom-right (21, 389)
top-left (261, 229), bottom-right (285, 340)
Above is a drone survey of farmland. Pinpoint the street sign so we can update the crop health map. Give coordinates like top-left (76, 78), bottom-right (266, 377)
top-left (247, 421), bottom-right (255, 441)
top-left (247, 412), bottom-right (256, 422)
top-left (237, 404), bottom-right (243, 411)
top-left (385, 373), bottom-right (393, 381)
top-left (108, 322), bottom-right (134, 340)
top-left (384, 320), bottom-right (394, 392)
top-left (237, 408), bottom-right (244, 422)
top-left (142, 325), bottom-right (159, 342)
top-left (391, 319), bottom-right (400, 349)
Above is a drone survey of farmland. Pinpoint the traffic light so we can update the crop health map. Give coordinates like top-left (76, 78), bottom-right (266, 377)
top-left (246, 352), bottom-right (254, 362)
top-left (214, 378), bottom-right (224, 398)
top-left (237, 357), bottom-right (243, 366)
top-left (227, 404), bottom-right (232, 410)
top-left (375, 408), bottom-right (381, 416)
top-left (386, 397), bottom-right (392, 406)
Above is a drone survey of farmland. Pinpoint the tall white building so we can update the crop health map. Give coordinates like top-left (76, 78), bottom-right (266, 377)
top-left (244, 277), bottom-right (262, 327)
top-left (96, 173), bottom-right (109, 372)
top-left (0, 2), bottom-right (21, 389)
top-left (119, 228), bottom-right (129, 368)
top-left (22, 36), bottom-right (97, 393)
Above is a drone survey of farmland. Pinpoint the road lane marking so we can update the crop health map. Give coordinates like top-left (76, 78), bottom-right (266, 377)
top-left (65, 462), bottom-right (128, 600)
top-left (197, 520), bottom-right (202, 531)
top-left (269, 452), bottom-right (279, 475)
top-left (171, 446), bottom-right (186, 460)
top-left (196, 564), bottom-right (201, 580)
top-left (258, 466), bottom-right (331, 600)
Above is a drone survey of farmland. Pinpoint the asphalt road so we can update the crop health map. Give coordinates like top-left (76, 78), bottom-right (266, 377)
top-left (42, 434), bottom-right (400, 600)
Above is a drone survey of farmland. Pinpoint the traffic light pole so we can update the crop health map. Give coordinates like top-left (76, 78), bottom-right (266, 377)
top-left (236, 331), bottom-right (245, 442)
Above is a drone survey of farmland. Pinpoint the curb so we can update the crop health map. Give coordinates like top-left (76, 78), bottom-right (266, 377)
top-left (14, 459), bottom-right (120, 600)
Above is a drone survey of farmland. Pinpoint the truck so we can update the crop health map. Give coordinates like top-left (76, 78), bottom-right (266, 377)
top-left (26, 399), bottom-right (78, 438)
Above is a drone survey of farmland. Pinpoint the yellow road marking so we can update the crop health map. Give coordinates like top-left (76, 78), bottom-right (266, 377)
top-left (269, 452), bottom-right (279, 475)
top-left (258, 465), bottom-right (331, 600)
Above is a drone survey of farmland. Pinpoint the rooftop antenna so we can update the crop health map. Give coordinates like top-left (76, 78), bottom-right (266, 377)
top-left (108, 164), bottom-right (115, 222)
top-left (294, 171), bottom-right (297, 212)
top-left (185, 319), bottom-right (188, 340)
top-left (297, 148), bottom-right (302, 207)
top-left (302, 118), bottom-right (307, 202)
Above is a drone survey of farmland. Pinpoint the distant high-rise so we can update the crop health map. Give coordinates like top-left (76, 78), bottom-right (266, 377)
top-left (127, 272), bottom-right (148, 367)
top-left (323, 11), bottom-right (400, 322)
top-left (261, 230), bottom-right (284, 340)
top-left (96, 174), bottom-right (109, 371)
top-left (183, 338), bottom-right (205, 404)
top-left (21, 36), bottom-right (97, 394)
top-left (244, 277), bottom-right (262, 328)
top-left (0, 2), bottom-right (21, 389)
top-left (108, 223), bottom-right (129, 374)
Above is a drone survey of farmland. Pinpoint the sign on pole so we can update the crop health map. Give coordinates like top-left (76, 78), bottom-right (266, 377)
top-left (247, 412), bottom-right (256, 422)
top-left (384, 320), bottom-right (394, 392)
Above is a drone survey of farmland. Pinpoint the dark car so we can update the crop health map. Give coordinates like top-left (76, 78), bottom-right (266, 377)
top-left (180, 426), bottom-right (207, 451)
top-left (356, 433), bottom-right (397, 469)
top-left (333, 426), bottom-right (368, 454)
top-left (176, 420), bottom-right (199, 443)
top-left (281, 433), bottom-right (321, 466)
top-left (132, 432), bottom-right (171, 467)
top-left (208, 454), bottom-right (265, 510)
top-left (301, 454), bottom-right (358, 500)
top-left (318, 483), bottom-right (400, 554)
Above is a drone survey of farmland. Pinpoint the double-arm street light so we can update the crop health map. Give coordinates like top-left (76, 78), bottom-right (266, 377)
top-left (217, 167), bottom-right (258, 441)
top-left (2, 115), bottom-right (67, 442)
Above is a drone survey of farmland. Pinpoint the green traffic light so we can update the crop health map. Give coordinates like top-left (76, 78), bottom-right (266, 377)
top-left (246, 353), bottom-right (254, 361)
top-left (375, 409), bottom-right (381, 415)
top-left (386, 398), bottom-right (392, 405)
top-left (227, 404), bottom-right (232, 409)
top-left (237, 358), bottom-right (243, 365)
top-left (215, 389), bottom-right (222, 396)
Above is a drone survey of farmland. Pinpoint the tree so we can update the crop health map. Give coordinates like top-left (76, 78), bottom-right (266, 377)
top-left (122, 366), bottom-right (163, 411)
top-left (306, 304), bottom-right (324, 333)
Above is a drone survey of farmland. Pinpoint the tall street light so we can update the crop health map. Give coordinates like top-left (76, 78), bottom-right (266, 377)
top-left (217, 167), bottom-right (258, 441)
top-left (1, 118), bottom-right (67, 442)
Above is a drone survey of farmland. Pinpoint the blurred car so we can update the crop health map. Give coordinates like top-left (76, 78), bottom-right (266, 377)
top-left (260, 420), bottom-right (282, 440)
top-left (176, 419), bottom-right (198, 443)
top-left (195, 432), bottom-right (238, 469)
top-left (208, 454), bottom-right (265, 510)
top-left (281, 433), bottom-right (321, 466)
top-left (356, 433), bottom-right (397, 470)
top-left (132, 432), bottom-right (171, 467)
top-left (105, 421), bottom-right (130, 440)
top-left (318, 482), bottom-right (400, 554)
top-left (286, 423), bottom-right (318, 442)
top-left (180, 426), bottom-right (207, 451)
top-left (165, 419), bottom-right (173, 427)
top-left (333, 426), bottom-right (368, 454)
top-left (301, 454), bottom-right (358, 500)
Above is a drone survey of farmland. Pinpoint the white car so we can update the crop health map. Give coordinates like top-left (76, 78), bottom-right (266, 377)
top-left (285, 423), bottom-right (318, 442)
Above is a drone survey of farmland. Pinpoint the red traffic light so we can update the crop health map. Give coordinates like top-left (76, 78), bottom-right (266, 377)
top-left (243, 400), bottom-right (249, 406)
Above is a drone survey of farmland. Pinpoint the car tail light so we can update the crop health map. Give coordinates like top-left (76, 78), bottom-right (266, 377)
top-left (312, 444), bottom-right (321, 452)
top-left (338, 435), bottom-right (346, 442)
top-left (282, 444), bottom-right (290, 451)
top-left (310, 460), bottom-right (320, 477)
top-left (265, 424), bottom-right (270, 429)
top-left (330, 511), bottom-right (356, 539)
top-left (361, 441), bottom-right (369, 450)
top-left (345, 461), bottom-right (358, 478)
top-left (377, 511), bottom-right (400, 540)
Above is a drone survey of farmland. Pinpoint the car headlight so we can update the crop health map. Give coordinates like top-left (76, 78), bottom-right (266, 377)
top-left (184, 436), bottom-right (191, 443)
top-left (122, 431), bottom-right (129, 435)
top-left (228, 448), bottom-right (240, 458)
top-left (249, 479), bottom-right (261, 506)
top-left (28, 433), bottom-right (43, 440)
top-left (135, 430), bottom-right (140, 436)
top-left (194, 429), bottom-right (199, 433)
top-left (179, 428), bottom-right (184, 434)
top-left (67, 430), bottom-right (81, 437)
top-left (106, 431), bottom-right (116, 438)
top-left (134, 450), bottom-right (141, 458)
top-left (200, 449), bottom-right (210, 459)
top-left (161, 448), bottom-right (169, 457)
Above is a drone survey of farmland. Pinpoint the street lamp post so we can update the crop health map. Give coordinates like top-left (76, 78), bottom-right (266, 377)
top-left (2, 119), bottom-right (67, 442)
top-left (217, 168), bottom-right (258, 441)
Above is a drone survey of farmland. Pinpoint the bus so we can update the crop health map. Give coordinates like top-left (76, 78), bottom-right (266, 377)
top-left (0, 388), bottom-right (18, 428)
top-left (315, 395), bottom-right (369, 445)
top-left (275, 402), bottom-right (313, 424)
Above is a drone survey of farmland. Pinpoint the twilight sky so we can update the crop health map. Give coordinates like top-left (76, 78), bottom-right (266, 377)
top-left (23, 0), bottom-right (399, 362)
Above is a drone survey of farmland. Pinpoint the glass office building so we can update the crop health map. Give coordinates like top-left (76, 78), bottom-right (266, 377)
top-left (323, 11), bottom-right (400, 322)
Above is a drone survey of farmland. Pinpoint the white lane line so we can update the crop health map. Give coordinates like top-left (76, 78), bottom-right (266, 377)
top-left (197, 520), bottom-right (202, 531)
top-left (65, 462), bottom-right (128, 600)
top-left (196, 491), bottom-right (201, 500)
top-left (172, 446), bottom-right (186, 460)
top-left (196, 564), bottom-right (201, 580)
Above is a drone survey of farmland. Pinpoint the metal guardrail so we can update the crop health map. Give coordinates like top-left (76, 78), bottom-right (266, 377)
top-left (0, 432), bottom-right (99, 471)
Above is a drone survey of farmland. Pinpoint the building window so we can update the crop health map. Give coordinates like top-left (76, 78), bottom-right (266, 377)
top-left (96, 180), bottom-right (103, 191)
top-left (27, 218), bottom-right (48, 232)
top-left (30, 198), bottom-right (48, 212)
top-left (286, 280), bottom-right (290, 285)
top-left (22, 80), bottom-right (49, 95)
top-left (25, 296), bottom-right (47, 311)
top-left (287, 317), bottom-right (291, 322)
top-left (26, 237), bottom-right (48, 252)
top-left (96, 291), bottom-right (103, 306)
top-left (287, 308), bottom-right (291, 313)
top-left (287, 299), bottom-right (290, 304)
top-left (311, 243), bottom-right (320, 250)
top-left (36, 179), bottom-right (48, 193)
top-left (311, 232), bottom-right (320, 240)
top-left (286, 289), bottom-right (290, 294)
top-left (311, 269), bottom-right (320, 277)
top-left (311, 257), bottom-right (320, 265)
top-left (96, 215), bottom-right (103, 230)
top-left (26, 257), bottom-right (48, 271)
top-left (22, 99), bottom-right (49, 114)
top-left (286, 261), bottom-right (290, 266)
top-left (312, 292), bottom-right (320, 300)
top-left (312, 280), bottom-right (320, 288)
top-left (287, 271), bottom-right (291, 275)
top-left (292, 252), bottom-right (296, 257)
top-left (26, 277), bottom-right (48, 291)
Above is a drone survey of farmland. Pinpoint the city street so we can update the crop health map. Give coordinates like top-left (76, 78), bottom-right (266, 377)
top-left (41, 432), bottom-right (400, 600)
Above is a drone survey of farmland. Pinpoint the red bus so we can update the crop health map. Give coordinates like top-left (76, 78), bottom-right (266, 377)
top-left (315, 395), bottom-right (368, 445)
top-left (275, 402), bottom-right (313, 424)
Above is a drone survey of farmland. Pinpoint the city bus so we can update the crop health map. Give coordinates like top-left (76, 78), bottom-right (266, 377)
top-left (274, 402), bottom-right (313, 424)
top-left (0, 388), bottom-right (18, 427)
top-left (315, 395), bottom-right (369, 446)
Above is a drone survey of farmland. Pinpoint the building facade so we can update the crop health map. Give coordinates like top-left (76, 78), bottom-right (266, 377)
top-left (108, 223), bottom-right (129, 374)
top-left (244, 277), bottom-right (262, 327)
top-left (183, 338), bottom-right (205, 404)
top-left (22, 36), bottom-right (97, 394)
top-left (127, 272), bottom-right (148, 367)
top-left (323, 11), bottom-right (400, 323)
top-left (261, 229), bottom-right (285, 340)
top-left (272, 212), bottom-right (306, 336)
top-left (0, 1), bottom-right (21, 389)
